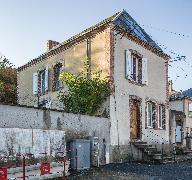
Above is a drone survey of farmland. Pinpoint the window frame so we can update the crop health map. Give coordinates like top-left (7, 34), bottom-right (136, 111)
top-left (39, 69), bottom-right (46, 95)
top-left (188, 103), bottom-right (192, 118)
top-left (54, 63), bottom-right (63, 91)
top-left (130, 54), bottom-right (141, 83)
top-left (147, 102), bottom-right (153, 128)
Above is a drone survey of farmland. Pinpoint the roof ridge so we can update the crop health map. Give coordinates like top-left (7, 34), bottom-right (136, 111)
top-left (111, 10), bottom-right (124, 22)
top-left (18, 10), bottom-right (169, 72)
top-left (46, 11), bottom-right (121, 53)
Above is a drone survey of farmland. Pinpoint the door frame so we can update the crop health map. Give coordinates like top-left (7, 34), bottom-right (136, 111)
top-left (129, 95), bottom-right (142, 140)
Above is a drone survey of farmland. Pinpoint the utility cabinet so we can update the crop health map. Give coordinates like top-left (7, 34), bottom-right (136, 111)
top-left (89, 136), bottom-right (100, 166)
top-left (69, 139), bottom-right (90, 170)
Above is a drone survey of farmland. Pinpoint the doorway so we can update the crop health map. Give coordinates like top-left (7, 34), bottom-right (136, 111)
top-left (130, 99), bottom-right (141, 139)
top-left (176, 121), bottom-right (182, 143)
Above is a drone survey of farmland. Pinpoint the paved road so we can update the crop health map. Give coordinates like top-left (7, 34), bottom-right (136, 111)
top-left (70, 161), bottom-right (192, 180)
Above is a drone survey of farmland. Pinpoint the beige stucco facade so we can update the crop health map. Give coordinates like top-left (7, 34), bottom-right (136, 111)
top-left (109, 33), bottom-right (169, 149)
top-left (17, 30), bottom-right (110, 113)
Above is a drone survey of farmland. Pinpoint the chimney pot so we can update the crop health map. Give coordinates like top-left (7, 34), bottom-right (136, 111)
top-left (47, 40), bottom-right (60, 51)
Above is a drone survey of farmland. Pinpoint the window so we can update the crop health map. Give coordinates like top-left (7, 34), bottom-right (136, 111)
top-left (158, 105), bottom-right (163, 129)
top-left (53, 63), bottom-right (63, 91)
top-left (130, 54), bottom-right (140, 82)
top-left (189, 103), bottom-right (192, 117)
top-left (125, 49), bottom-right (148, 85)
top-left (33, 67), bottom-right (49, 95)
top-left (147, 102), bottom-right (156, 128)
top-left (39, 70), bottom-right (46, 94)
top-left (147, 102), bottom-right (153, 128)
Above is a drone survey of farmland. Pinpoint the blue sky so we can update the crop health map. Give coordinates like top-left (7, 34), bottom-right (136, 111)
top-left (0, 0), bottom-right (191, 91)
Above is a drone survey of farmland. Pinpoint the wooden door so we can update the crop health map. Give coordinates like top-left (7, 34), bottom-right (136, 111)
top-left (130, 100), bottom-right (140, 139)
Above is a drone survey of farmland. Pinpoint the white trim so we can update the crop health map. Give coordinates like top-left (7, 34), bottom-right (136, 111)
top-left (147, 102), bottom-right (153, 128)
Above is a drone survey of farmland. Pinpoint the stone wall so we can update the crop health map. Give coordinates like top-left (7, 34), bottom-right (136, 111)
top-left (0, 104), bottom-right (110, 164)
top-left (0, 128), bottom-right (65, 157)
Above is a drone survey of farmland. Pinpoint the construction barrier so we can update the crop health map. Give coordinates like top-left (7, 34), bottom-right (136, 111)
top-left (40, 162), bottom-right (51, 175)
top-left (0, 147), bottom-right (79, 180)
top-left (0, 167), bottom-right (7, 180)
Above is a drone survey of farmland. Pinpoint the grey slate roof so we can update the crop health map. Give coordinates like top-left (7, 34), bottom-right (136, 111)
top-left (183, 88), bottom-right (192, 97)
top-left (112, 10), bottom-right (162, 51)
top-left (170, 91), bottom-right (192, 101)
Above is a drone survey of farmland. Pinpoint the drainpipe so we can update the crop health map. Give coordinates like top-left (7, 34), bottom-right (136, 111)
top-left (161, 142), bottom-right (164, 162)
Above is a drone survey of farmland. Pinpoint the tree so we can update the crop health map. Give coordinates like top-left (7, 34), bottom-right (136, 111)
top-left (0, 55), bottom-right (17, 104)
top-left (0, 55), bottom-right (13, 68)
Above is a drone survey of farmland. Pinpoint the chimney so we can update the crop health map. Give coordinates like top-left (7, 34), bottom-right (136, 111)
top-left (169, 80), bottom-right (173, 95)
top-left (47, 40), bottom-right (60, 51)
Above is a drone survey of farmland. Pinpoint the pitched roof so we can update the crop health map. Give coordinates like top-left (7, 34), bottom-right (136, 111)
top-left (170, 91), bottom-right (192, 101)
top-left (112, 10), bottom-right (162, 51)
top-left (18, 10), bottom-right (168, 72)
top-left (183, 88), bottom-right (192, 97)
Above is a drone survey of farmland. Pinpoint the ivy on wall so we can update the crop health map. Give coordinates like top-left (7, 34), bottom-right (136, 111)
top-left (58, 58), bottom-right (110, 115)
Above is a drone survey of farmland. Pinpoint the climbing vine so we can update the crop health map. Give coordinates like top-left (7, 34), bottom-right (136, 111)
top-left (58, 58), bottom-right (110, 115)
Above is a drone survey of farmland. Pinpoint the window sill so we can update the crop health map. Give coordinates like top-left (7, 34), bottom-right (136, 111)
top-left (38, 91), bottom-right (48, 96)
top-left (146, 126), bottom-right (154, 129)
top-left (157, 127), bottom-right (164, 130)
top-left (127, 78), bottom-right (146, 87)
top-left (54, 87), bottom-right (63, 92)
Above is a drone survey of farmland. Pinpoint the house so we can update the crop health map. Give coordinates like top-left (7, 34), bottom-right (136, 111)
top-left (17, 10), bottom-right (170, 162)
top-left (169, 83), bottom-right (192, 148)
top-left (183, 88), bottom-right (192, 97)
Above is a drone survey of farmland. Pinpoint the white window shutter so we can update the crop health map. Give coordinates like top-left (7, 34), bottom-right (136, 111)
top-left (45, 66), bottom-right (49, 92)
top-left (33, 73), bottom-right (38, 95)
top-left (125, 49), bottom-right (132, 79)
top-left (189, 103), bottom-right (192, 111)
top-left (142, 57), bottom-right (148, 85)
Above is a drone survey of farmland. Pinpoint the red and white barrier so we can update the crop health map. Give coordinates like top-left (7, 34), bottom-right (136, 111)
top-left (0, 167), bottom-right (7, 180)
top-left (0, 148), bottom-right (78, 180)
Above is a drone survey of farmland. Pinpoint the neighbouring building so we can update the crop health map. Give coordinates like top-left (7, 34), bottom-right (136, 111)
top-left (17, 10), bottom-right (170, 162)
top-left (169, 87), bottom-right (192, 148)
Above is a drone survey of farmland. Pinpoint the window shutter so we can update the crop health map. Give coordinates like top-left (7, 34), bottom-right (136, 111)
top-left (33, 73), bottom-right (38, 95)
top-left (45, 66), bottom-right (49, 92)
top-left (189, 103), bottom-right (192, 111)
top-left (125, 49), bottom-right (132, 80)
top-left (142, 58), bottom-right (148, 85)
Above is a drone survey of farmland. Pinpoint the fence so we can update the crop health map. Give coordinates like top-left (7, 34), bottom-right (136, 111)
top-left (0, 147), bottom-right (81, 180)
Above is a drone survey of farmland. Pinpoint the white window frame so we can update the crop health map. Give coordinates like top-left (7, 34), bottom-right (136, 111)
top-left (158, 105), bottom-right (163, 129)
top-left (147, 102), bottom-right (153, 128)
top-left (189, 103), bottom-right (192, 118)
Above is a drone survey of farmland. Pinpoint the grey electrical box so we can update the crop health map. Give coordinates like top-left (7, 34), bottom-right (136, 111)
top-left (69, 139), bottom-right (90, 170)
top-left (89, 136), bottom-right (100, 166)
